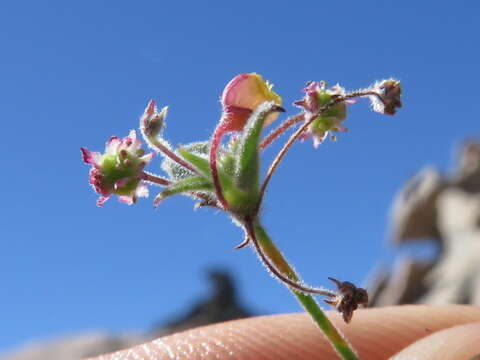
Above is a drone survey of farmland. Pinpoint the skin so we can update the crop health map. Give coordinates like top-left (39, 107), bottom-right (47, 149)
top-left (91, 305), bottom-right (480, 360)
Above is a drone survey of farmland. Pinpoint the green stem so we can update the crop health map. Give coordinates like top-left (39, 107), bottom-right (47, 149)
top-left (251, 220), bottom-right (358, 360)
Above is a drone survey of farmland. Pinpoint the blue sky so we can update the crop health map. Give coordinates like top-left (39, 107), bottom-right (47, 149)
top-left (1, 0), bottom-right (479, 351)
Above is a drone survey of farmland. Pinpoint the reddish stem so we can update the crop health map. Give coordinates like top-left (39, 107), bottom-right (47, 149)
top-left (140, 171), bottom-right (171, 186)
top-left (209, 121), bottom-right (230, 210)
top-left (260, 113), bottom-right (305, 151)
top-left (149, 138), bottom-right (198, 174)
top-left (257, 90), bottom-right (383, 211)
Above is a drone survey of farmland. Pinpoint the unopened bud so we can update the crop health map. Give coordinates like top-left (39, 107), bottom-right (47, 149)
top-left (369, 79), bottom-right (402, 115)
top-left (140, 100), bottom-right (168, 138)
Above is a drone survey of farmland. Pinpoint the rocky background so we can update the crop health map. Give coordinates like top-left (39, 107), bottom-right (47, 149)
top-left (3, 141), bottom-right (480, 360)
top-left (369, 140), bottom-right (480, 306)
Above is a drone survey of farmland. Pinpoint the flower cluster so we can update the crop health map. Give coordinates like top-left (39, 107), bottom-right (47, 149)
top-left (81, 72), bottom-right (402, 359)
top-left (80, 73), bottom-right (402, 214)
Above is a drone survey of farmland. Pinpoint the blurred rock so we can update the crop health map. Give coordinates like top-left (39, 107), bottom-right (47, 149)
top-left (370, 140), bottom-right (480, 306)
top-left (150, 269), bottom-right (252, 338)
top-left (0, 270), bottom-right (252, 360)
top-left (389, 167), bottom-right (444, 243)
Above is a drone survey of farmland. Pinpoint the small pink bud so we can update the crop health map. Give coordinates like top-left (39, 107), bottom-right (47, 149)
top-left (140, 100), bottom-right (168, 138)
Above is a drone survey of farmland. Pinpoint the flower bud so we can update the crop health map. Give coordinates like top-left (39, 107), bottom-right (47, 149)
top-left (81, 130), bottom-right (154, 206)
top-left (140, 100), bottom-right (168, 138)
top-left (369, 79), bottom-right (402, 115)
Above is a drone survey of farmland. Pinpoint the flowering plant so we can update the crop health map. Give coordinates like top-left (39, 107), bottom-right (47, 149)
top-left (81, 73), bottom-right (401, 360)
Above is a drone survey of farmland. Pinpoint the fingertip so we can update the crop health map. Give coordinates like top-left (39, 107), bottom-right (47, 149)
top-left (389, 321), bottom-right (480, 360)
top-left (92, 305), bottom-right (480, 360)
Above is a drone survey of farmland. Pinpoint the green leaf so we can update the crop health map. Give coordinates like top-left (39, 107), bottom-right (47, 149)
top-left (161, 157), bottom-right (195, 181)
top-left (180, 141), bottom-right (210, 156)
top-left (235, 101), bottom-right (279, 192)
top-left (178, 147), bottom-right (211, 177)
top-left (153, 176), bottom-right (214, 207)
top-left (161, 142), bottom-right (210, 181)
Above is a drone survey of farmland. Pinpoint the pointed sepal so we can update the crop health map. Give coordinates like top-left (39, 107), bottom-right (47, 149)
top-left (235, 101), bottom-right (285, 193)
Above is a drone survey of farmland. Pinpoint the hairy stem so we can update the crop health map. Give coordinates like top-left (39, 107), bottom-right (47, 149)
top-left (258, 91), bottom-right (383, 207)
top-left (140, 171), bottom-right (171, 186)
top-left (244, 218), bottom-right (335, 297)
top-left (147, 138), bottom-right (199, 174)
top-left (246, 219), bottom-right (358, 360)
top-left (260, 113), bottom-right (305, 151)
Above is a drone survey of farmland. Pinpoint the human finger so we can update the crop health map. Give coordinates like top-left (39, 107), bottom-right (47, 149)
top-left (390, 321), bottom-right (480, 360)
top-left (92, 304), bottom-right (480, 360)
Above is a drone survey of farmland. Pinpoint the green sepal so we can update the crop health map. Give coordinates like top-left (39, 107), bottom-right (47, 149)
top-left (219, 152), bottom-right (236, 177)
top-left (316, 91), bottom-right (347, 121)
top-left (235, 101), bottom-right (278, 193)
top-left (153, 176), bottom-right (214, 207)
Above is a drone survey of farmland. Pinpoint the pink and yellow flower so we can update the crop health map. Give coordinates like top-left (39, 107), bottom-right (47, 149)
top-left (81, 130), bottom-right (154, 206)
top-left (221, 73), bottom-right (282, 131)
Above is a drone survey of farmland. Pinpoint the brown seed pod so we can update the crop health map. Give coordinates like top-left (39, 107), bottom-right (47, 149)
top-left (324, 277), bottom-right (369, 323)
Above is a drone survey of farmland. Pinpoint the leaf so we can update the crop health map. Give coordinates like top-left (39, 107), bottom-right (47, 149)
top-left (178, 147), bottom-right (211, 177)
top-left (161, 157), bottom-right (195, 180)
top-left (161, 141), bottom-right (210, 181)
top-left (153, 176), bottom-right (214, 207)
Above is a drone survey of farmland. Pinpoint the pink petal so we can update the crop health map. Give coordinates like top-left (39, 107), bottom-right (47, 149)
top-left (140, 100), bottom-right (157, 128)
top-left (80, 147), bottom-right (101, 165)
top-left (118, 195), bottom-right (135, 205)
top-left (96, 196), bottom-right (110, 207)
top-left (145, 100), bottom-right (156, 116)
top-left (80, 147), bottom-right (92, 163)
top-left (105, 136), bottom-right (121, 154)
top-left (222, 74), bottom-right (250, 107)
top-left (305, 82), bottom-right (319, 96)
top-left (125, 130), bottom-right (141, 150)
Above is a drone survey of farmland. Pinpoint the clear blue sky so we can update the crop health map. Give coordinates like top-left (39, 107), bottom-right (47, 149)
top-left (1, 0), bottom-right (479, 351)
